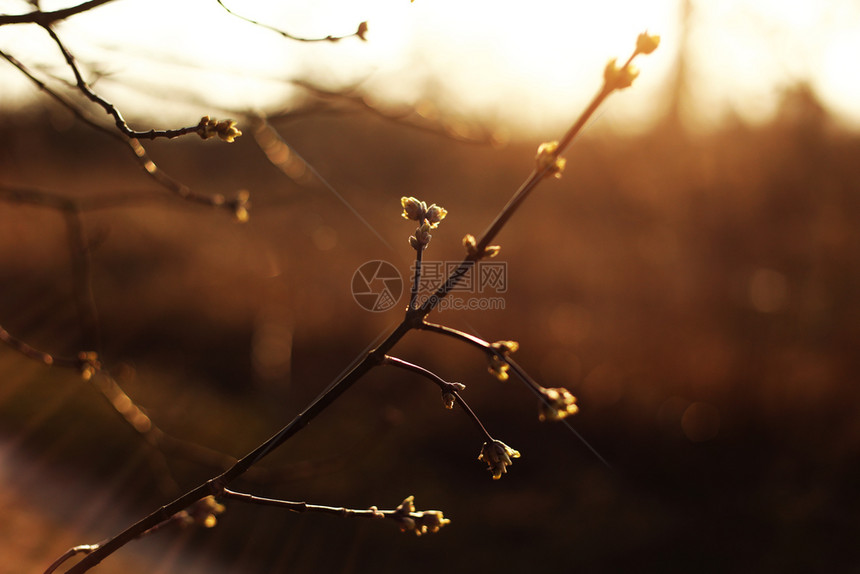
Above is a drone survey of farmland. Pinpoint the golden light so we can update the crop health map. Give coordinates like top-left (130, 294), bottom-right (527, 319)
top-left (1, 0), bottom-right (858, 131)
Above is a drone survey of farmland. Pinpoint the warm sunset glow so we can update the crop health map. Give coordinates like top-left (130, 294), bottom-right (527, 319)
top-left (1, 0), bottom-right (858, 131)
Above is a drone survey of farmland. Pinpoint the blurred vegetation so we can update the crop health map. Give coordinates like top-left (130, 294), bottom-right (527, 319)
top-left (2, 84), bottom-right (859, 572)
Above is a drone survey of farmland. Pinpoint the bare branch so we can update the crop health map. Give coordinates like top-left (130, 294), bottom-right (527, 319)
top-left (216, 0), bottom-right (367, 43)
top-left (0, 47), bottom-right (121, 141)
top-left (0, 48), bottom-right (248, 213)
top-left (419, 321), bottom-right (492, 352)
top-left (382, 355), bottom-right (491, 440)
top-left (40, 25), bottom-right (239, 142)
top-left (0, 0), bottom-right (116, 26)
top-left (54, 33), bottom-right (659, 572)
top-left (222, 490), bottom-right (450, 536)
top-left (43, 544), bottom-right (101, 574)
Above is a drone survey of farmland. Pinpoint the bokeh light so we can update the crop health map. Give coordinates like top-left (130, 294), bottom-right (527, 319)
top-left (2, 0), bottom-right (858, 131)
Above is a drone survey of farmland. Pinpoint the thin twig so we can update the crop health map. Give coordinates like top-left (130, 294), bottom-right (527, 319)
top-left (0, 49), bottom-right (243, 210)
top-left (418, 321), bottom-right (491, 352)
top-left (419, 322), bottom-right (546, 394)
top-left (62, 41), bottom-right (653, 572)
top-left (43, 544), bottom-right (101, 574)
top-left (222, 490), bottom-right (449, 536)
top-left (223, 489), bottom-right (383, 517)
top-left (382, 355), bottom-right (492, 441)
top-left (216, 0), bottom-right (367, 43)
top-left (0, 47), bottom-right (122, 141)
top-left (40, 24), bottom-right (217, 141)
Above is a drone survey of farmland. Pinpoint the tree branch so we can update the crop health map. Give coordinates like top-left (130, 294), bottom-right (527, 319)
top-left (222, 490), bottom-right (450, 536)
top-left (57, 34), bottom-right (658, 571)
top-left (0, 0), bottom-right (117, 26)
top-left (383, 355), bottom-right (490, 440)
top-left (0, 49), bottom-right (248, 213)
top-left (216, 0), bottom-right (367, 43)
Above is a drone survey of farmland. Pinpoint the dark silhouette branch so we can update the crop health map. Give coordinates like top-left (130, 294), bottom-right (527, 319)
top-left (0, 48), bottom-right (247, 213)
top-left (55, 31), bottom-right (659, 572)
top-left (0, 0), bottom-right (117, 26)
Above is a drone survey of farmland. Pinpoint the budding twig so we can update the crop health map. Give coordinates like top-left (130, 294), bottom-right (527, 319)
top-left (221, 490), bottom-right (449, 535)
top-left (382, 355), bottom-right (487, 435)
top-left (0, 48), bottom-right (247, 214)
top-left (40, 25), bottom-right (236, 142)
top-left (58, 31), bottom-right (658, 571)
top-left (217, 0), bottom-right (368, 43)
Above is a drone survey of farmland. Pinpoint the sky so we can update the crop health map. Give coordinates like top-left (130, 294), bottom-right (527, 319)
top-left (1, 0), bottom-right (859, 135)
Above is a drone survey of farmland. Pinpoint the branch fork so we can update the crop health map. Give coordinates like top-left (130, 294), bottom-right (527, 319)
top-left (42, 30), bottom-right (660, 572)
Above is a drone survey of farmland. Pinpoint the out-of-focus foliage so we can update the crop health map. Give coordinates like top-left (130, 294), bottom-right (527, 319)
top-left (1, 85), bottom-right (859, 571)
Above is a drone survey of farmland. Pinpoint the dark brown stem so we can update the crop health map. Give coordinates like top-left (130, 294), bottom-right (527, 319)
top-left (418, 321), bottom-right (491, 352)
top-left (223, 489), bottom-right (388, 518)
top-left (66, 321), bottom-right (409, 572)
top-left (383, 355), bottom-right (493, 441)
top-left (43, 544), bottom-right (101, 574)
top-left (0, 49), bottom-right (238, 210)
top-left (409, 246), bottom-right (424, 310)
top-left (60, 44), bottom-right (648, 572)
top-left (0, 0), bottom-right (116, 26)
top-left (418, 322), bottom-right (546, 395)
top-left (40, 25), bottom-right (207, 141)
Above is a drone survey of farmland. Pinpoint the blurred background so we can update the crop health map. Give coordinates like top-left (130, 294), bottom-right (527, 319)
top-left (2, 0), bottom-right (859, 572)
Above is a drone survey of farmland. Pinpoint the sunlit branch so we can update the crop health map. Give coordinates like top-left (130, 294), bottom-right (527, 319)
top-left (40, 25), bottom-right (224, 141)
top-left (216, 0), bottom-right (367, 43)
top-left (45, 494), bottom-right (228, 574)
top-left (0, 47), bottom-right (121, 141)
top-left (43, 544), bottom-right (101, 574)
top-left (59, 34), bottom-right (656, 571)
top-left (414, 48), bottom-right (650, 321)
top-left (222, 490), bottom-right (449, 536)
top-left (473, 50), bottom-right (643, 258)
top-left (0, 49), bottom-right (245, 212)
top-left (222, 488), bottom-right (383, 516)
